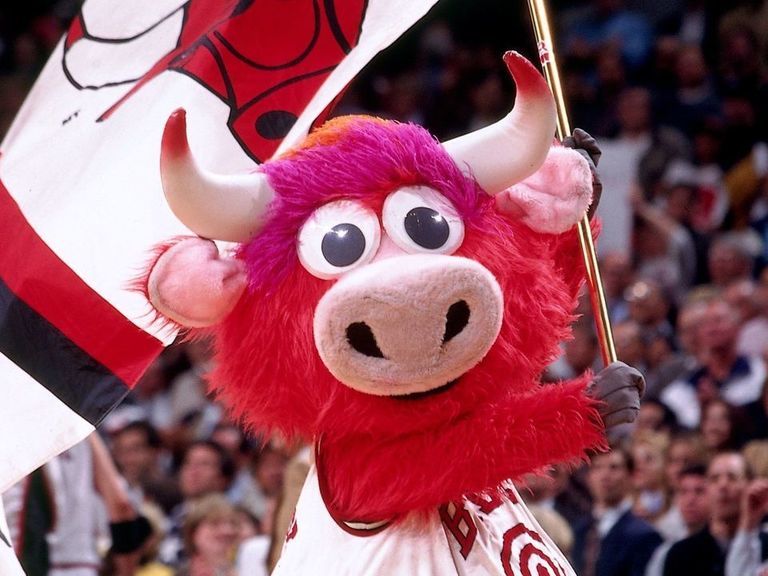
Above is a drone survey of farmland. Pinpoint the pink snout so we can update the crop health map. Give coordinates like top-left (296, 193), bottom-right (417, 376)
top-left (313, 255), bottom-right (503, 396)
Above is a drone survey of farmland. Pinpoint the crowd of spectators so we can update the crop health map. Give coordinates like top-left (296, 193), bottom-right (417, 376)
top-left (2, 0), bottom-right (768, 574)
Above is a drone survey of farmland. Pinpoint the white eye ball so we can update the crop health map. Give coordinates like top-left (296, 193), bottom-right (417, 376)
top-left (298, 200), bottom-right (381, 279)
top-left (382, 186), bottom-right (464, 254)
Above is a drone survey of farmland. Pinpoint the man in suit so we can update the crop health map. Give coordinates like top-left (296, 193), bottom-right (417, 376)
top-left (663, 451), bottom-right (768, 576)
top-left (573, 447), bottom-right (662, 576)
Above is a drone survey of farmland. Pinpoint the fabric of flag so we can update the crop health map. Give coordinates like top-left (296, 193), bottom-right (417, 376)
top-left (0, 0), bottom-right (439, 506)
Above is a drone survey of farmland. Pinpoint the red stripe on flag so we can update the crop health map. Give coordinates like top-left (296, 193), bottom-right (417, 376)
top-left (0, 180), bottom-right (163, 386)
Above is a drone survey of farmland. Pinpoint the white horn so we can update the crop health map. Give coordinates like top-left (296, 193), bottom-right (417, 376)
top-left (160, 109), bottom-right (275, 243)
top-left (443, 51), bottom-right (557, 195)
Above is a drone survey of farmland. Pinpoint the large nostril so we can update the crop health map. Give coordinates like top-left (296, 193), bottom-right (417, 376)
top-left (346, 322), bottom-right (385, 358)
top-left (443, 300), bottom-right (470, 344)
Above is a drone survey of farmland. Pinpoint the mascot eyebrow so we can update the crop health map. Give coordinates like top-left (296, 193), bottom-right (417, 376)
top-left (144, 50), bottom-right (643, 575)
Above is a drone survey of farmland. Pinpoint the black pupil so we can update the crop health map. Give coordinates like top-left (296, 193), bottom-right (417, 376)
top-left (321, 223), bottom-right (366, 267)
top-left (404, 207), bottom-right (450, 249)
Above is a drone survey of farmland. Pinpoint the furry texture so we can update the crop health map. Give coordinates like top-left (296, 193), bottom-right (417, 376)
top-left (183, 116), bottom-right (606, 520)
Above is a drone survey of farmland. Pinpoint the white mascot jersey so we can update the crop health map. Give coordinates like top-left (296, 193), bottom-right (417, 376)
top-left (274, 465), bottom-right (576, 575)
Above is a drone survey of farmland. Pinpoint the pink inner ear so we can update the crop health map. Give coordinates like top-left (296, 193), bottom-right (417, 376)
top-left (148, 238), bottom-right (247, 328)
top-left (495, 146), bottom-right (593, 234)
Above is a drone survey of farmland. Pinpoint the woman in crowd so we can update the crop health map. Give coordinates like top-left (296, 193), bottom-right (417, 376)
top-left (179, 495), bottom-right (240, 576)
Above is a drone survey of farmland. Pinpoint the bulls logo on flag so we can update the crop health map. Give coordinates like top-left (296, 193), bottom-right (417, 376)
top-left (0, 0), bottom-right (440, 564)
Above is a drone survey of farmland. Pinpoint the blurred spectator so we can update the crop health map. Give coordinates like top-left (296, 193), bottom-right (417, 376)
top-left (644, 335), bottom-right (689, 401)
top-left (656, 43), bottom-right (721, 135)
top-left (466, 69), bottom-right (506, 131)
top-left (691, 121), bottom-right (731, 220)
top-left (662, 161), bottom-right (728, 240)
top-left (663, 451), bottom-right (758, 575)
top-left (631, 432), bottom-right (672, 525)
top-left (562, 0), bottom-right (654, 71)
top-left (211, 423), bottom-right (258, 518)
top-left (129, 359), bottom-right (175, 436)
top-left (179, 441), bottom-right (235, 502)
top-left (572, 448), bottom-right (662, 576)
top-left (624, 280), bottom-right (674, 345)
top-left (647, 463), bottom-right (711, 576)
top-left (110, 421), bottom-right (178, 514)
top-left (167, 340), bottom-right (219, 437)
top-left (661, 298), bottom-right (766, 428)
top-left (674, 295), bottom-right (708, 365)
top-left (179, 495), bottom-right (239, 576)
top-left (631, 187), bottom-right (696, 302)
top-left (719, 1), bottom-right (768, 71)
top-left (647, 36), bottom-right (682, 92)
top-left (379, 72), bottom-right (426, 125)
top-left (621, 87), bottom-right (691, 200)
top-left (546, 320), bottom-right (600, 381)
top-left (724, 278), bottom-right (768, 358)
top-left (725, 476), bottom-right (768, 576)
top-left (235, 443), bottom-right (288, 533)
top-left (629, 214), bottom-right (681, 303)
top-left (707, 232), bottom-right (759, 287)
top-left (743, 440), bottom-right (768, 478)
top-left (595, 87), bottom-right (690, 256)
top-left (656, 0), bottom-right (715, 50)
top-left (718, 23), bottom-right (764, 96)
top-left (614, 320), bottom-right (646, 371)
top-left (634, 400), bottom-right (678, 437)
top-left (590, 46), bottom-right (630, 136)
top-left (664, 432), bottom-right (708, 491)
top-left (600, 251), bottom-right (634, 325)
top-left (159, 441), bottom-right (235, 568)
top-left (700, 399), bottom-right (748, 453)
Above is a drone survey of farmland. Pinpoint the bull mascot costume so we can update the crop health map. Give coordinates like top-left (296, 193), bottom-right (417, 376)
top-left (144, 52), bottom-right (643, 574)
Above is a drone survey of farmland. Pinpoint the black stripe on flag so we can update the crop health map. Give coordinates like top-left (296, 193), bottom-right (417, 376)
top-left (0, 277), bottom-right (129, 426)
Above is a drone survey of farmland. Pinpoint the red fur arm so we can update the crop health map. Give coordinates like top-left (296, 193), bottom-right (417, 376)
top-left (322, 374), bottom-right (606, 521)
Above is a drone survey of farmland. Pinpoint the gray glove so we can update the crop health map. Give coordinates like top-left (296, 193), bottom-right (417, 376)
top-left (586, 361), bottom-right (645, 429)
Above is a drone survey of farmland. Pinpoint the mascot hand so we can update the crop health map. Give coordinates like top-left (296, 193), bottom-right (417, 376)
top-left (562, 128), bottom-right (602, 219)
top-left (586, 361), bottom-right (645, 429)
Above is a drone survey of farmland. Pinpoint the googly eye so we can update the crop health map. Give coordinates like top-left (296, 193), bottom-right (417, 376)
top-left (382, 186), bottom-right (464, 254)
top-left (298, 200), bottom-right (381, 279)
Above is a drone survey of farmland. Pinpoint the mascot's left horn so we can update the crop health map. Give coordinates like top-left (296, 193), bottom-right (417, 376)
top-left (160, 109), bottom-right (275, 243)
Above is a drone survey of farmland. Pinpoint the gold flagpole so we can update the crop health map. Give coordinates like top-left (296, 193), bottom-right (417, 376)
top-left (526, 0), bottom-right (617, 365)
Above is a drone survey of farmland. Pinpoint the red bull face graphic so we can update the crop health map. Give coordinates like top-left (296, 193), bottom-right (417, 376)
top-left (63, 0), bottom-right (368, 161)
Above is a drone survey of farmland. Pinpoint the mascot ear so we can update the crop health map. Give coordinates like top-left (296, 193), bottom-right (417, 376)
top-left (147, 238), bottom-right (247, 328)
top-left (494, 145), bottom-right (593, 234)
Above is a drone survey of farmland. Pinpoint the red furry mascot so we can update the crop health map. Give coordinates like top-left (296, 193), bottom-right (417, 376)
top-left (145, 52), bottom-right (643, 574)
